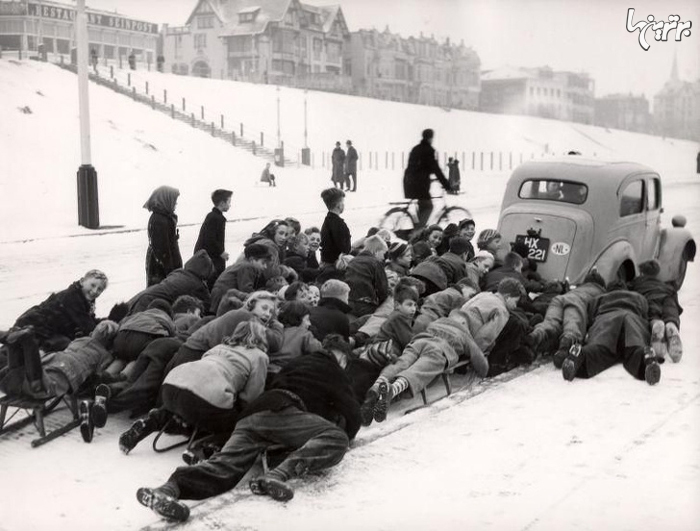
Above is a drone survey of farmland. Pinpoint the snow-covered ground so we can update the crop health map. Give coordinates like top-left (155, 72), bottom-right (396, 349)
top-left (0, 56), bottom-right (699, 531)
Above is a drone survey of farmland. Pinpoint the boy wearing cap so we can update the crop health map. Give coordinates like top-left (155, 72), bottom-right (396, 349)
top-left (194, 189), bottom-right (232, 289)
top-left (210, 244), bottom-right (271, 314)
top-left (435, 236), bottom-right (471, 285)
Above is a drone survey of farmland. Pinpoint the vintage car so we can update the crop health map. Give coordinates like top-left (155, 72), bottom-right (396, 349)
top-left (497, 156), bottom-right (695, 287)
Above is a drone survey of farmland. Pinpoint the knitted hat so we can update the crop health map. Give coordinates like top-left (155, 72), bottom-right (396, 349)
top-left (147, 298), bottom-right (173, 318)
top-left (320, 279), bottom-right (351, 300)
top-left (458, 218), bottom-right (475, 230)
top-left (477, 229), bottom-right (501, 249)
top-left (497, 278), bottom-right (525, 298)
top-left (473, 250), bottom-right (495, 262)
top-left (410, 261), bottom-right (448, 292)
top-left (412, 241), bottom-right (433, 262)
top-left (388, 241), bottom-right (409, 261)
top-left (245, 243), bottom-right (271, 260)
top-left (638, 260), bottom-right (661, 277)
top-left (449, 236), bottom-right (471, 256)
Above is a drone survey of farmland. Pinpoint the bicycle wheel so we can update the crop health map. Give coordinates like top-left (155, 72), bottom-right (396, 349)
top-left (379, 207), bottom-right (415, 240)
top-left (436, 206), bottom-right (473, 226)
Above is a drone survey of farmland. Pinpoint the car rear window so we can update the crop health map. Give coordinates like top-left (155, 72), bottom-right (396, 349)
top-left (518, 180), bottom-right (588, 205)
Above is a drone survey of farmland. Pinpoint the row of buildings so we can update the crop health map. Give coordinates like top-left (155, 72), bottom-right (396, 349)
top-left (0, 0), bottom-right (697, 140)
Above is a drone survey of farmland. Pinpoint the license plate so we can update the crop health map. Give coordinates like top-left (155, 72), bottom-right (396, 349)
top-left (515, 235), bottom-right (550, 262)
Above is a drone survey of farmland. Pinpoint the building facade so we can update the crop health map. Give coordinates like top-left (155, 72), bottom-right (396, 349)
top-left (653, 59), bottom-right (700, 142)
top-left (347, 28), bottom-right (480, 110)
top-left (162, 0), bottom-right (350, 87)
top-left (480, 66), bottom-right (595, 124)
top-left (0, 0), bottom-right (158, 66)
top-left (594, 93), bottom-right (651, 133)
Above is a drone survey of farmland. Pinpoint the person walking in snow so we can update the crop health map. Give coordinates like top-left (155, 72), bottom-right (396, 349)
top-left (144, 186), bottom-right (182, 287)
top-left (344, 140), bottom-right (358, 192)
top-left (447, 157), bottom-right (461, 194)
top-left (331, 141), bottom-right (346, 190)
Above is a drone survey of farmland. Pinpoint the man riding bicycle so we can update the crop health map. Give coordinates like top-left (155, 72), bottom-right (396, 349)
top-left (403, 129), bottom-right (452, 230)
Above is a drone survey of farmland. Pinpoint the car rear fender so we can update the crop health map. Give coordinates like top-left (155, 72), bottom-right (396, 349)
top-left (587, 240), bottom-right (637, 285)
top-left (656, 227), bottom-right (696, 283)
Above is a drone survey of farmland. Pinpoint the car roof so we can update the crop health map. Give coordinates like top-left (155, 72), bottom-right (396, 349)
top-left (509, 157), bottom-right (659, 188)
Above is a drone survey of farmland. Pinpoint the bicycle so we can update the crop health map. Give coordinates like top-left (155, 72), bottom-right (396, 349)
top-left (378, 191), bottom-right (472, 241)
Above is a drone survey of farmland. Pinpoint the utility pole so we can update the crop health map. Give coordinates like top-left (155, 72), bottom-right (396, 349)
top-left (76, 0), bottom-right (99, 228)
top-left (276, 85), bottom-right (281, 147)
top-left (303, 89), bottom-right (308, 148)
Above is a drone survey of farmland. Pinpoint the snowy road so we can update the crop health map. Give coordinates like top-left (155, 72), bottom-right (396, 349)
top-left (0, 181), bottom-right (698, 531)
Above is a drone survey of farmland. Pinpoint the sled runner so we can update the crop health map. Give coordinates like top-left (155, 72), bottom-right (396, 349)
top-left (0, 393), bottom-right (81, 448)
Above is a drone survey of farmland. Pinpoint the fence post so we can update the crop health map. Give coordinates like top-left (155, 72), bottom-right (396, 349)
top-left (240, 123), bottom-right (244, 137)
top-left (164, 89), bottom-right (167, 104)
top-left (462, 152), bottom-right (465, 168)
top-left (191, 112), bottom-right (195, 127)
top-left (520, 153), bottom-right (523, 164)
top-left (151, 95), bottom-right (155, 109)
top-left (252, 141), bottom-right (256, 155)
top-left (145, 81), bottom-right (149, 95)
top-left (392, 152), bottom-right (395, 170)
top-left (359, 152), bottom-right (362, 171)
top-left (509, 152), bottom-right (513, 170)
top-left (182, 97), bottom-right (186, 112)
top-left (402, 152), bottom-right (405, 169)
top-left (220, 114), bottom-right (224, 129)
top-left (110, 65), bottom-right (113, 78)
top-left (260, 132), bottom-right (264, 147)
top-left (472, 152), bottom-right (475, 170)
top-left (211, 122), bottom-right (215, 136)
top-left (127, 72), bottom-right (131, 86)
top-left (490, 152), bottom-right (494, 170)
top-left (480, 152), bottom-right (484, 171)
top-left (132, 86), bottom-right (136, 99)
top-left (171, 103), bottom-right (174, 119)
top-left (499, 152), bottom-right (502, 171)
top-left (201, 105), bottom-right (204, 120)
top-left (232, 131), bottom-right (236, 146)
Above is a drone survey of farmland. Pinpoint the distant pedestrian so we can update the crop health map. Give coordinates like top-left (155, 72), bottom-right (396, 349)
top-left (144, 186), bottom-right (182, 287)
top-left (447, 157), bottom-right (461, 194)
top-left (332, 141), bottom-right (346, 190)
top-left (696, 151), bottom-right (700, 174)
top-left (90, 48), bottom-right (98, 71)
top-left (194, 189), bottom-right (233, 290)
top-left (260, 162), bottom-right (276, 187)
top-left (128, 51), bottom-right (136, 70)
top-left (345, 140), bottom-right (358, 192)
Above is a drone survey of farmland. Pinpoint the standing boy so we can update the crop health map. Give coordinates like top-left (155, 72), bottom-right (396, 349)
top-left (319, 188), bottom-right (351, 277)
top-left (194, 189), bottom-right (232, 290)
top-left (345, 140), bottom-right (358, 192)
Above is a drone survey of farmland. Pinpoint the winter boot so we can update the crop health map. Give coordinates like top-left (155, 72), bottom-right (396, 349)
top-left (119, 409), bottom-right (160, 455)
top-left (249, 476), bottom-right (294, 502)
top-left (666, 324), bottom-right (683, 363)
top-left (373, 380), bottom-right (394, 423)
top-left (553, 333), bottom-right (576, 369)
top-left (562, 343), bottom-right (584, 382)
top-left (643, 347), bottom-right (662, 386)
top-left (91, 384), bottom-right (111, 428)
top-left (136, 486), bottom-right (189, 522)
top-left (650, 320), bottom-right (668, 361)
top-left (360, 387), bottom-right (379, 427)
top-left (79, 400), bottom-right (94, 443)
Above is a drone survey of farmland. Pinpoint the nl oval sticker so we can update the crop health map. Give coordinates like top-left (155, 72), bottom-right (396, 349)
top-left (551, 242), bottom-right (571, 256)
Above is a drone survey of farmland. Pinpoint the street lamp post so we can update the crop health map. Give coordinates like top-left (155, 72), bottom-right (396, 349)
top-left (276, 85), bottom-right (281, 147)
top-left (304, 89), bottom-right (308, 148)
top-left (301, 89), bottom-right (310, 165)
top-left (75, 0), bottom-right (99, 228)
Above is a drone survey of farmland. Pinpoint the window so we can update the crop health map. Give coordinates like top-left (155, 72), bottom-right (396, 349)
top-left (312, 38), bottom-right (322, 60)
top-left (518, 179), bottom-right (588, 204)
top-left (194, 34), bottom-right (207, 49)
top-left (619, 180), bottom-right (644, 216)
top-left (647, 178), bottom-right (661, 210)
top-left (197, 16), bottom-right (214, 29)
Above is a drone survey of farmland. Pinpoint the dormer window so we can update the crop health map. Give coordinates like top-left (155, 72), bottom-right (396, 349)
top-left (238, 7), bottom-right (260, 23)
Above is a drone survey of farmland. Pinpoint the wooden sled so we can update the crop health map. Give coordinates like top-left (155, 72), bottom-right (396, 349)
top-left (0, 393), bottom-right (80, 448)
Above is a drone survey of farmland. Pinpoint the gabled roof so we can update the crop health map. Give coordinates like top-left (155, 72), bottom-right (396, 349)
top-left (219, 0), bottom-right (294, 37)
top-left (185, 0), bottom-right (226, 25)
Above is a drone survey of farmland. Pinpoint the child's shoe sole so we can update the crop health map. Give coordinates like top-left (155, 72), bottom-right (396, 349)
top-left (91, 384), bottom-right (111, 428)
top-left (667, 335), bottom-right (683, 363)
top-left (79, 400), bottom-right (94, 443)
top-left (360, 390), bottom-right (378, 427)
top-left (249, 477), bottom-right (294, 502)
top-left (136, 488), bottom-right (190, 522)
top-left (645, 361), bottom-right (661, 386)
top-left (373, 381), bottom-right (391, 423)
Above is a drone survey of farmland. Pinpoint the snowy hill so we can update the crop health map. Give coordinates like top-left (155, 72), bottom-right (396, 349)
top-left (1, 58), bottom-right (697, 244)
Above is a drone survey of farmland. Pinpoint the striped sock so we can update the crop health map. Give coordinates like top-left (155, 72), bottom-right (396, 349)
top-left (391, 377), bottom-right (409, 397)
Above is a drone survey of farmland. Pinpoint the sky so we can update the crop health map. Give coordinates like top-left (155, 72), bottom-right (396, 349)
top-left (84, 0), bottom-right (700, 99)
